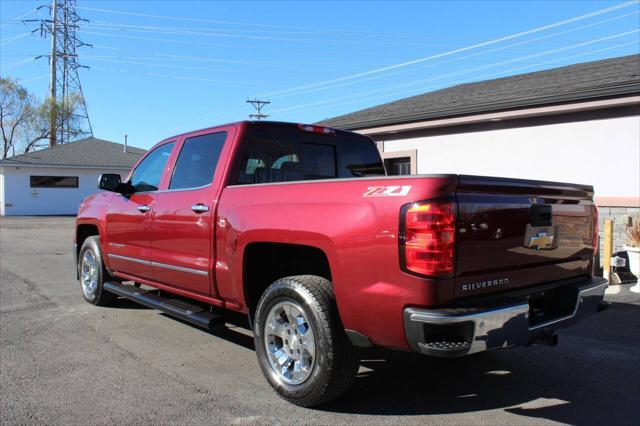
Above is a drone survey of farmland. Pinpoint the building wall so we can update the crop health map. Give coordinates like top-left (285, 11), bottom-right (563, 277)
top-left (380, 115), bottom-right (639, 201)
top-left (1, 166), bottom-right (128, 216)
top-left (0, 168), bottom-right (5, 216)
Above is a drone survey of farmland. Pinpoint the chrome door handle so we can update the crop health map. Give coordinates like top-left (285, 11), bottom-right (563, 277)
top-left (137, 205), bottom-right (151, 213)
top-left (191, 204), bottom-right (209, 213)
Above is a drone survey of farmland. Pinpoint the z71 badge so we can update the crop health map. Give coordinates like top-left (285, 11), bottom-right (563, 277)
top-left (363, 186), bottom-right (412, 197)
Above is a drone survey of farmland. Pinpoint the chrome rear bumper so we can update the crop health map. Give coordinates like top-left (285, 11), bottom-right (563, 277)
top-left (404, 277), bottom-right (608, 357)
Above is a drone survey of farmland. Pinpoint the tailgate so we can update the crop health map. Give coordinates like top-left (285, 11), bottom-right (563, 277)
top-left (454, 175), bottom-right (597, 298)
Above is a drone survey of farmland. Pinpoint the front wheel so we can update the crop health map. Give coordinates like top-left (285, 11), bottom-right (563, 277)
top-left (77, 236), bottom-right (117, 306)
top-left (253, 275), bottom-right (360, 407)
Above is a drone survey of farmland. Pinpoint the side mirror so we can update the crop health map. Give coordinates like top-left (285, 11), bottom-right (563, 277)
top-left (98, 173), bottom-right (122, 192)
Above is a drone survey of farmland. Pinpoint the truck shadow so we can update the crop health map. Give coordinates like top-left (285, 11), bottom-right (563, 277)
top-left (321, 301), bottom-right (639, 425)
top-left (113, 295), bottom-right (638, 424)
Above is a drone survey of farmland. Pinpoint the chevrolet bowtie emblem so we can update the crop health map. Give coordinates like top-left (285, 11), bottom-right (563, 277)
top-left (529, 233), bottom-right (554, 249)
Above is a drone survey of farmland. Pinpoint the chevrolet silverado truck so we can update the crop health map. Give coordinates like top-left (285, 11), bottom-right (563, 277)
top-left (75, 121), bottom-right (608, 407)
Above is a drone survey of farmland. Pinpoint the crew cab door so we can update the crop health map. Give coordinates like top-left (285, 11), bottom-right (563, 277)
top-left (150, 128), bottom-right (233, 295)
top-left (105, 141), bottom-right (175, 280)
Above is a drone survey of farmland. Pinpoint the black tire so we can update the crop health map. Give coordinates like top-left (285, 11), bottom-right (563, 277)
top-left (253, 275), bottom-right (360, 407)
top-left (77, 236), bottom-right (117, 306)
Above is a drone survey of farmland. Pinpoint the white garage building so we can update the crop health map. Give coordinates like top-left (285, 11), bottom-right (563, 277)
top-left (319, 54), bottom-right (640, 255)
top-left (0, 138), bottom-right (145, 216)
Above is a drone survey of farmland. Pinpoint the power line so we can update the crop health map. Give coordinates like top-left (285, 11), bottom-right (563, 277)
top-left (79, 30), bottom-right (354, 66)
top-left (81, 19), bottom-right (474, 41)
top-left (268, 33), bottom-right (639, 117)
top-left (80, 31), bottom-right (421, 61)
top-left (263, 9), bottom-right (640, 99)
top-left (0, 57), bottom-right (34, 72)
top-left (0, 8), bottom-right (36, 29)
top-left (79, 21), bottom-right (472, 47)
top-left (0, 32), bottom-right (32, 46)
top-left (89, 65), bottom-right (275, 86)
top-left (80, 55), bottom-right (319, 78)
top-left (75, 5), bottom-right (478, 39)
top-left (257, 0), bottom-right (639, 98)
top-left (21, 74), bottom-right (50, 83)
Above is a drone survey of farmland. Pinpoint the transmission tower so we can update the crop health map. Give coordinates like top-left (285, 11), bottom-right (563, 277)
top-left (28, 0), bottom-right (93, 146)
top-left (246, 99), bottom-right (270, 120)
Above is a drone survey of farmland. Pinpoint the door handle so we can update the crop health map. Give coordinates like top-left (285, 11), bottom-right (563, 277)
top-left (137, 205), bottom-right (151, 213)
top-left (191, 204), bottom-right (209, 213)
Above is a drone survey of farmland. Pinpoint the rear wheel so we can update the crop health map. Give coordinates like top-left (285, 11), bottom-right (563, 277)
top-left (253, 275), bottom-right (360, 407)
top-left (78, 236), bottom-right (117, 306)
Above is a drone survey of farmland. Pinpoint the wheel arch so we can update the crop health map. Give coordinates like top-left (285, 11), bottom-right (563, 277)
top-left (242, 242), bottom-right (332, 326)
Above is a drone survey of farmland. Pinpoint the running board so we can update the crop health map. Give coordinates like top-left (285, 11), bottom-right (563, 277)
top-left (103, 281), bottom-right (225, 330)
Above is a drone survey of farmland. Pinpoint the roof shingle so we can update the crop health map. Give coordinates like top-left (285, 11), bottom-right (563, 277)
top-left (0, 137), bottom-right (146, 168)
top-left (317, 54), bottom-right (640, 130)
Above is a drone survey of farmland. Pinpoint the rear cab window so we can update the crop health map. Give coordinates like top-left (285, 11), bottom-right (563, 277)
top-left (234, 123), bottom-right (385, 185)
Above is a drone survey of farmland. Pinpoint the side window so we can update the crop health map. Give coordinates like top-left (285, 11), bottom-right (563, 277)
top-left (130, 142), bottom-right (174, 192)
top-left (170, 132), bottom-right (226, 190)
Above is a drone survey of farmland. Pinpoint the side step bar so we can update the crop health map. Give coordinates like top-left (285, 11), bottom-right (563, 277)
top-left (104, 281), bottom-right (225, 330)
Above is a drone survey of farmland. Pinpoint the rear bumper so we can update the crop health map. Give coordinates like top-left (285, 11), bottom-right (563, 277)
top-left (403, 277), bottom-right (608, 357)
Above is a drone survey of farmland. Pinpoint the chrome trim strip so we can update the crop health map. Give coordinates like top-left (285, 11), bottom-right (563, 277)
top-left (107, 253), bottom-right (209, 276)
top-left (157, 183), bottom-right (212, 193)
top-left (107, 253), bottom-right (150, 266)
top-left (151, 261), bottom-right (209, 276)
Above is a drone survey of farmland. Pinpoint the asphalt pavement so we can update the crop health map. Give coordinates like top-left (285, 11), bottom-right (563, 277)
top-left (1, 217), bottom-right (638, 425)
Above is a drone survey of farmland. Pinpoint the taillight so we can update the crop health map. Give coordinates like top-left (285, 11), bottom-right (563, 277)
top-left (591, 204), bottom-right (599, 257)
top-left (400, 200), bottom-right (456, 277)
top-left (297, 124), bottom-right (336, 135)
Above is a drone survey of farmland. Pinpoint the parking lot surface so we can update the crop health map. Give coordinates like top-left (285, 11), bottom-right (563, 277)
top-left (1, 217), bottom-right (639, 425)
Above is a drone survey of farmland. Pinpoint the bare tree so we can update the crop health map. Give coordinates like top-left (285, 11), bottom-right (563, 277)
top-left (0, 77), bottom-right (84, 158)
top-left (0, 77), bottom-right (35, 158)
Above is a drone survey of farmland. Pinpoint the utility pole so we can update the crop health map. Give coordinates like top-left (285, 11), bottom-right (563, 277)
top-left (246, 99), bottom-right (270, 120)
top-left (49, 0), bottom-right (57, 147)
top-left (28, 0), bottom-right (93, 147)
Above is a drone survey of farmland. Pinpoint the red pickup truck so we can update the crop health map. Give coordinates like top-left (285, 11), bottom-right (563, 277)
top-left (75, 121), bottom-right (608, 406)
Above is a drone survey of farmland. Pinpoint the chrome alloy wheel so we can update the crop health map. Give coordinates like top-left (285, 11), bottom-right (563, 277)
top-left (80, 250), bottom-right (99, 299)
top-left (264, 300), bottom-right (317, 385)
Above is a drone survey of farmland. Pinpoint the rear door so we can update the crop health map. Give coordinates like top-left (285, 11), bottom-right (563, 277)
top-left (105, 141), bottom-right (175, 280)
top-left (150, 128), bottom-right (233, 295)
top-left (454, 175), bottom-right (597, 299)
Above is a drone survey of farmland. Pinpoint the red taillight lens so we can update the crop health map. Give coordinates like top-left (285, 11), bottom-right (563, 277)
top-left (401, 200), bottom-right (456, 276)
top-left (297, 124), bottom-right (336, 135)
top-left (591, 204), bottom-right (599, 257)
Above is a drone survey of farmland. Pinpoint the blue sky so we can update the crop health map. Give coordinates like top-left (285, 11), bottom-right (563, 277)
top-left (1, 0), bottom-right (639, 149)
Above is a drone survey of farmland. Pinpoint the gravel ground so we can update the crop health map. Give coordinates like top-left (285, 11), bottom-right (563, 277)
top-left (1, 216), bottom-right (639, 425)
